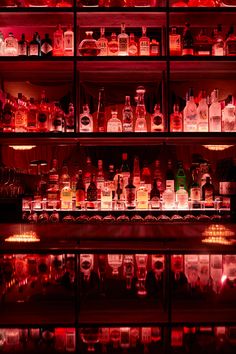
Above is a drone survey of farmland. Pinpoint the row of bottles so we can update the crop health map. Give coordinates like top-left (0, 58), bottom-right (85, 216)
top-left (78, 25), bottom-right (160, 57)
top-left (0, 90), bottom-right (74, 133)
top-left (0, 25), bottom-right (74, 57)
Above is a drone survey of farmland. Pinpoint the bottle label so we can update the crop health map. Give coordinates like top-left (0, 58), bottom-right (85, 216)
top-left (140, 40), bottom-right (149, 55)
top-left (54, 35), bottom-right (63, 51)
top-left (166, 180), bottom-right (175, 191)
top-left (64, 33), bottom-right (73, 51)
top-left (204, 190), bottom-right (214, 207)
top-left (76, 190), bottom-right (85, 206)
top-left (108, 43), bottom-right (118, 55)
top-left (97, 41), bottom-right (107, 56)
top-left (182, 48), bottom-right (194, 56)
top-left (220, 182), bottom-right (236, 195)
top-left (129, 43), bottom-right (138, 56)
top-left (15, 111), bottom-right (26, 126)
top-left (41, 42), bottom-right (53, 54)
top-left (47, 192), bottom-right (59, 208)
top-left (123, 110), bottom-right (133, 125)
top-left (27, 110), bottom-right (37, 127)
top-left (118, 37), bottom-right (128, 53)
top-left (29, 44), bottom-right (39, 56)
top-left (81, 115), bottom-right (90, 126)
top-left (169, 35), bottom-right (181, 55)
top-left (126, 189), bottom-right (135, 204)
top-left (18, 43), bottom-right (27, 56)
top-left (150, 44), bottom-right (159, 55)
top-left (153, 114), bottom-right (163, 130)
top-left (171, 114), bottom-right (182, 131)
top-left (227, 42), bottom-right (236, 55)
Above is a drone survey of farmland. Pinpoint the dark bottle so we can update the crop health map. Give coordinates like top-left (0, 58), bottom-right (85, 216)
top-left (190, 170), bottom-right (201, 209)
top-left (125, 175), bottom-right (136, 210)
top-left (41, 33), bottom-right (53, 57)
top-left (150, 178), bottom-right (160, 209)
top-left (182, 22), bottom-right (194, 56)
top-left (225, 26), bottom-right (236, 56)
top-left (166, 160), bottom-right (175, 191)
top-left (212, 24), bottom-right (224, 56)
top-left (29, 32), bottom-right (41, 56)
top-left (2, 94), bottom-right (13, 132)
top-left (175, 161), bottom-right (187, 191)
top-left (108, 164), bottom-right (115, 200)
top-left (76, 170), bottom-right (85, 209)
top-left (195, 28), bottom-right (212, 56)
top-left (97, 88), bottom-right (106, 133)
top-left (87, 173), bottom-right (97, 209)
top-left (18, 34), bottom-right (28, 57)
top-left (202, 176), bottom-right (214, 208)
top-left (116, 174), bottom-right (123, 204)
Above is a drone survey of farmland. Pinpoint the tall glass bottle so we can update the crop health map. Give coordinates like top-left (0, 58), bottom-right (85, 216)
top-left (136, 181), bottom-right (148, 209)
top-left (108, 254), bottom-right (123, 276)
top-left (176, 185), bottom-right (188, 209)
top-left (97, 27), bottom-right (108, 56)
top-left (182, 22), bottom-right (194, 56)
top-left (18, 34), bottom-right (28, 57)
top-left (76, 170), bottom-right (85, 209)
top-left (170, 104), bottom-right (182, 132)
top-left (209, 89), bottom-right (221, 132)
top-left (87, 173), bottom-right (98, 209)
top-left (222, 95), bottom-right (236, 132)
top-left (133, 156), bottom-right (140, 189)
top-left (151, 104), bottom-right (164, 132)
top-left (60, 181), bottom-right (72, 210)
top-left (122, 96), bottom-right (133, 132)
top-left (101, 181), bottom-right (112, 210)
top-left (37, 90), bottom-right (49, 132)
top-left (29, 32), bottom-right (40, 56)
top-left (120, 153), bottom-right (130, 188)
top-left (212, 24), bottom-right (224, 56)
top-left (166, 160), bottom-right (175, 191)
top-left (128, 33), bottom-right (138, 56)
top-left (97, 88), bottom-right (106, 132)
top-left (80, 104), bottom-right (93, 132)
top-left (135, 254), bottom-right (148, 297)
top-left (169, 27), bottom-right (181, 56)
top-left (15, 93), bottom-right (27, 132)
top-left (197, 89), bottom-right (209, 132)
top-left (225, 26), bottom-right (236, 56)
top-left (64, 24), bottom-right (74, 56)
top-left (125, 176), bottom-right (136, 209)
top-left (183, 88), bottom-right (197, 132)
top-left (41, 33), bottom-right (53, 57)
top-left (141, 161), bottom-right (152, 195)
top-left (65, 102), bottom-right (75, 133)
top-left (202, 176), bottom-right (214, 208)
top-left (150, 178), bottom-right (160, 209)
top-left (108, 33), bottom-right (118, 56)
top-left (53, 24), bottom-right (64, 56)
top-left (118, 23), bottom-right (129, 56)
top-left (27, 97), bottom-right (37, 132)
top-left (139, 26), bottom-right (150, 56)
top-left (96, 159), bottom-right (105, 200)
top-left (135, 86), bottom-right (147, 132)
top-left (175, 161), bottom-right (186, 191)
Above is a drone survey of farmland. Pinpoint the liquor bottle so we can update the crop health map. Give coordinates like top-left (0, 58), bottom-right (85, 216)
top-left (108, 33), bottom-right (118, 56)
top-left (150, 39), bottom-right (160, 56)
top-left (141, 328), bottom-right (151, 354)
top-left (96, 159), bottom-right (105, 200)
top-left (223, 255), bottom-right (236, 281)
top-left (125, 175), bottom-right (136, 209)
top-left (80, 254), bottom-right (94, 281)
top-left (27, 97), bottom-right (37, 132)
top-left (76, 170), bottom-right (85, 209)
top-left (65, 102), bottom-right (75, 132)
top-left (222, 95), bottom-right (236, 132)
top-left (101, 181), bottom-right (112, 210)
top-left (123, 255), bottom-right (134, 290)
top-left (202, 176), bottom-right (214, 208)
top-left (151, 104), bottom-right (164, 132)
top-left (80, 104), bottom-right (93, 132)
top-left (37, 90), bottom-right (49, 132)
top-left (15, 93), bottom-right (27, 132)
top-left (171, 254), bottom-right (184, 281)
top-left (184, 254), bottom-right (199, 288)
top-left (183, 87), bottom-right (197, 132)
top-left (80, 329), bottom-right (99, 353)
top-left (135, 86), bottom-right (147, 132)
top-left (118, 23), bottom-right (129, 56)
top-left (128, 33), bottom-right (138, 56)
top-left (64, 24), bottom-right (74, 56)
top-left (195, 28), bottom-right (212, 56)
top-left (99, 328), bottom-right (110, 354)
top-left (150, 178), bottom-right (160, 209)
top-left (153, 160), bottom-right (164, 194)
top-left (197, 90), bottom-right (209, 132)
top-left (170, 104), bottom-right (183, 132)
top-left (169, 27), bottom-right (181, 56)
top-left (136, 181), bottom-right (148, 209)
top-left (41, 33), bottom-right (53, 57)
top-left (152, 254), bottom-right (164, 281)
top-left (199, 254), bottom-right (210, 290)
top-left (210, 254), bottom-right (222, 294)
top-left (60, 164), bottom-right (70, 190)
top-left (107, 109), bottom-right (122, 132)
top-left (175, 161), bottom-right (187, 191)
top-left (87, 173), bottom-right (98, 209)
top-left (4, 32), bottom-right (18, 56)
top-left (60, 181), bottom-right (73, 210)
top-left (108, 164), bottom-right (115, 199)
top-left (190, 170), bottom-right (201, 209)
top-left (120, 153), bottom-right (130, 189)
top-left (18, 34), bottom-right (28, 56)
top-left (46, 158), bottom-right (60, 209)
top-left (97, 27), bottom-right (108, 56)
top-left (182, 23), bottom-right (194, 56)
top-left (176, 185), bottom-right (188, 209)
top-left (141, 161), bottom-right (152, 195)
top-left (133, 156), bottom-right (141, 189)
top-left (29, 32), bottom-right (40, 56)
top-left (212, 24), bottom-right (224, 56)
top-left (135, 254), bottom-right (148, 297)
top-left (209, 89), bottom-right (221, 132)
top-left (122, 96), bottom-right (133, 132)
top-left (166, 160), bottom-right (175, 191)
top-left (116, 174), bottom-right (123, 206)
top-left (3, 94), bottom-right (14, 132)
top-left (84, 156), bottom-right (93, 192)
top-left (225, 26), bottom-right (236, 56)
top-left (108, 254), bottom-right (123, 276)
top-left (120, 328), bottom-right (130, 351)
top-left (51, 102), bottom-right (64, 132)
top-left (53, 24), bottom-right (64, 56)
top-left (78, 31), bottom-right (99, 56)
top-left (139, 26), bottom-right (150, 56)
top-left (109, 328), bottom-right (121, 349)
top-left (97, 88), bottom-right (106, 132)
top-left (0, 31), bottom-right (4, 56)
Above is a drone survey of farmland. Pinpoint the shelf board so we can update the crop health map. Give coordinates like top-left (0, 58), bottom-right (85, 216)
top-left (0, 7), bottom-right (73, 12)
top-left (0, 56), bottom-right (74, 62)
top-left (169, 6), bottom-right (236, 12)
top-left (76, 6), bottom-right (167, 12)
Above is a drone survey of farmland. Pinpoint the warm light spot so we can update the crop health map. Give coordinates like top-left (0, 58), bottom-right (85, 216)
top-left (221, 274), bottom-right (227, 284)
top-left (9, 145), bottom-right (36, 151)
top-left (202, 145), bottom-right (234, 151)
top-left (5, 231), bottom-right (40, 243)
top-left (202, 224), bottom-right (235, 238)
top-left (202, 236), bottom-right (234, 245)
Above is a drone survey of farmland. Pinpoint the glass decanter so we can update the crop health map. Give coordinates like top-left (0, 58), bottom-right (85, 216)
top-left (123, 255), bottom-right (134, 290)
top-left (80, 254), bottom-right (94, 281)
top-left (78, 31), bottom-right (100, 56)
top-left (80, 328), bottom-right (99, 352)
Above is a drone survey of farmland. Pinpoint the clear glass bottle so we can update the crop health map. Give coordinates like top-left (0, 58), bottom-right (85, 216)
top-left (107, 109), bottom-right (122, 132)
top-left (123, 255), bottom-right (134, 290)
top-left (151, 104), bottom-right (164, 132)
top-left (60, 181), bottom-right (73, 210)
top-left (97, 27), bottom-right (108, 56)
top-left (64, 24), bottom-right (74, 56)
top-left (176, 185), bottom-right (188, 209)
top-left (78, 31), bottom-right (100, 56)
top-left (136, 181), bottom-right (148, 209)
top-left (118, 23), bottom-right (129, 56)
top-left (37, 90), bottom-right (49, 132)
top-left (197, 89), bottom-right (209, 132)
top-left (108, 254), bottom-right (123, 276)
top-left (190, 170), bottom-right (201, 209)
top-left (80, 254), bottom-right (94, 281)
top-left (139, 26), bottom-right (150, 56)
top-left (53, 24), bottom-right (64, 56)
top-left (27, 97), bottom-right (37, 132)
top-left (108, 33), bottom-right (118, 56)
top-left (15, 93), bottom-right (27, 132)
top-left (97, 88), bottom-right (106, 132)
top-left (162, 186), bottom-right (175, 209)
top-left (225, 26), bottom-right (236, 56)
top-left (3, 94), bottom-right (14, 132)
top-left (184, 254), bottom-right (199, 288)
top-left (4, 32), bottom-right (18, 56)
top-left (135, 86), bottom-right (147, 132)
top-left (101, 181), bottom-right (112, 210)
top-left (183, 87), bottom-right (197, 132)
top-left (199, 254), bottom-right (210, 289)
top-left (209, 89), bottom-right (222, 132)
top-left (18, 34), bottom-right (28, 56)
top-left (212, 24), bottom-right (224, 56)
top-left (128, 33), bottom-right (138, 56)
top-left (170, 104), bottom-right (182, 132)
top-left (222, 95), bottom-right (236, 132)
top-left (0, 31), bottom-right (5, 56)
top-left (80, 104), bottom-right (93, 132)
top-left (135, 254), bottom-right (148, 297)
top-left (150, 179), bottom-right (160, 209)
top-left (122, 96), bottom-right (133, 132)
top-left (169, 27), bottom-right (181, 56)
top-left (210, 254), bottom-right (222, 294)
top-left (223, 255), bottom-right (236, 281)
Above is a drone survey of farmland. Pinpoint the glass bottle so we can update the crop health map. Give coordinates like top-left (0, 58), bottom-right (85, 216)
top-left (153, 159), bottom-right (164, 194)
top-left (123, 255), bottom-right (134, 290)
top-left (107, 109), bottom-right (122, 132)
top-left (87, 173), bottom-right (98, 209)
top-left (60, 181), bottom-right (72, 210)
top-left (222, 95), bottom-right (236, 132)
top-left (128, 33), bottom-right (138, 56)
top-left (15, 93), bottom-right (27, 132)
top-left (108, 164), bottom-right (115, 200)
top-left (134, 0), bottom-right (151, 6)
top-left (53, 24), bottom-right (64, 56)
top-left (166, 160), bottom-right (175, 191)
top-left (84, 156), bottom-right (93, 192)
top-left (41, 33), bottom-right (53, 57)
top-left (133, 156), bottom-right (141, 189)
top-left (171, 254), bottom-right (184, 281)
top-left (78, 31), bottom-right (99, 56)
top-left (108, 254), bottom-right (123, 276)
top-left (122, 96), bottom-right (133, 132)
top-left (65, 102), bottom-right (75, 132)
top-left (118, 23), bottom-right (129, 56)
top-left (29, 32), bottom-right (40, 56)
top-left (80, 104), bottom-right (93, 132)
top-left (135, 254), bottom-right (148, 297)
top-left (209, 89), bottom-right (221, 132)
top-left (76, 170), bottom-right (85, 209)
top-left (175, 161), bottom-right (186, 191)
top-left (152, 254), bottom-right (165, 281)
top-left (97, 88), bottom-right (106, 132)
top-left (80, 254), bottom-right (94, 281)
top-left (170, 104), bottom-right (182, 132)
top-left (99, 328), bottom-right (110, 354)
top-left (97, 27), bottom-right (108, 56)
top-left (120, 328), bottom-right (130, 351)
top-left (199, 254), bottom-right (209, 290)
top-left (150, 178), bottom-right (160, 209)
top-left (150, 39), bottom-right (160, 56)
top-left (18, 34), bottom-right (28, 57)
top-left (212, 24), bottom-right (224, 56)
top-left (183, 87), bottom-right (197, 132)
top-left (136, 181), bottom-right (148, 209)
top-left (141, 328), bottom-right (151, 353)
top-left (110, 328), bottom-right (120, 349)
top-left (202, 176), bottom-right (214, 208)
top-left (182, 22), bottom-right (194, 56)
top-left (197, 89), bottom-right (209, 132)
top-left (195, 28), bottom-right (212, 56)
top-left (116, 174), bottom-right (123, 206)
top-left (27, 97), bottom-right (37, 132)
top-left (60, 164), bottom-right (70, 190)
top-left (169, 27), bottom-right (181, 56)
top-left (37, 90), bottom-right (49, 132)
top-left (120, 153), bottom-right (130, 189)
top-left (108, 33), bottom-right (118, 56)
top-left (125, 176), bottom-right (136, 209)
top-left (101, 181), bottom-right (112, 210)
top-left (190, 170), bottom-right (201, 209)
top-left (135, 86), bottom-right (147, 132)
top-left (151, 104), bottom-right (164, 132)
top-left (176, 185), bottom-right (188, 209)
top-left (141, 161), bottom-right (152, 195)
top-left (46, 158), bottom-right (60, 210)
top-left (0, 31), bottom-right (5, 56)
top-left (64, 24), bottom-right (74, 56)
top-left (210, 254), bottom-right (222, 294)
top-left (3, 94), bottom-right (14, 132)
top-left (223, 255), bottom-right (236, 282)
top-left (184, 254), bottom-right (199, 288)
top-left (225, 26), bottom-right (236, 56)
top-left (139, 26), bottom-right (150, 56)
top-left (80, 328), bottom-right (99, 352)
top-left (96, 159), bottom-right (105, 200)
top-left (4, 32), bottom-right (18, 56)
top-left (162, 186), bottom-right (175, 209)
top-left (51, 102), bottom-right (64, 132)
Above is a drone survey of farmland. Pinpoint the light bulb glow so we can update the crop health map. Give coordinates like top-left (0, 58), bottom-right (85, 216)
top-left (203, 145), bottom-right (234, 151)
top-left (9, 145), bottom-right (36, 151)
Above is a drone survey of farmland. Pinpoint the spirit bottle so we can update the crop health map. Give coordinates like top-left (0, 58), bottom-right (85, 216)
top-left (212, 24), bottom-right (224, 56)
top-left (151, 104), bottom-right (164, 132)
top-left (152, 254), bottom-right (165, 281)
top-left (169, 27), bottom-right (181, 56)
top-left (108, 33), bottom-right (118, 56)
top-left (108, 254), bottom-right (123, 276)
top-left (5, 32), bottom-right (18, 56)
top-left (51, 102), bottom-right (64, 132)
top-left (108, 164), bottom-right (115, 200)
top-left (120, 328), bottom-right (130, 351)
top-left (210, 254), bottom-right (222, 294)
top-left (135, 86), bottom-right (147, 132)
top-left (87, 173), bottom-right (98, 209)
top-left (197, 90), bottom-right (209, 132)
top-left (195, 28), bottom-right (212, 56)
top-left (118, 23), bottom-right (129, 56)
top-left (18, 34), bottom-right (28, 56)
top-left (190, 170), bottom-right (201, 209)
top-left (27, 97), bottom-right (37, 132)
top-left (76, 170), bottom-right (85, 209)
top-left (122, 96), bottom-right (133, 132)
top-left (78, 31), bottom-right (99, 56)
top-left (64, 25), bottom-right (74, 56)
top-left (141, 162), bottom-right (152, 195)
top-left (166, 160), bottom-right (175, 191)
top-left (84, 156), bottom-right (93, 192)
top-left (97, 88), bottom-right (106, 132)
top-left (107, 110), bottom-right (122, 132)
top-left (80, 328), bottom-right (99, 353)
top-left (130, 328), bottom-right (140, 348)
top-left (209, 89), bottom-right (221, 132)
top-left (162, 186), bottom-right (175, 209)
top-left (60, 181), bottom-right (72, 210)
top-left (96, 159), bottom-right (105, 200)
top-left (139, 26), bottom-right (150, 56)
top-left (123, 255), bottom-right (134, 290)
top-left (170, 104), bottom-right (182, 132)
top-left (150, 39), bottom-right (160, 56)
top-left (183, 88), bottom-right (197, 132)
top-left (80, 254), bottom-right (94, 281)
top-left (135, 254), bottom-right (148, 297)
top-left (65, 102), bottom-right (75, 132)
top-left (46, 158), bottom-right (60, 209)
top-left (184, 254), bottom-right (199, 288)
top-left (199, 254), bottom-right (210, 290)
top-left (141, 328), bottom-right (151, 354)
top-left (202, 176), bottom-right (214, 208)
top-left (97, 27), bottom-right (108, 56)
top-left (101, 181), bottom-right (112, 209)
top-left (15, 93), bottom-right (27, 132)
top-left (128, 33), bottom-right (138, 56)
top-left (222, 95), bottom-right (236, 132)
top-left (175, 161), bottom-right (187, 191)
top-left (182, 23), bottom-right (194, 56)
top-left (133, 156), bottom-right (141, 190)
top-left (225, 26), bottom-right (236, 56)
top-left (152, 160), bottom-right (164, 194)
top-left (66, 329), bottom-right (76, 352)
top-left (125, 176), bottom-right (136, 209)
top-left (60, 164), bottom-right (70, 190)
top-left (29, 32), bottom-right (40, 56)
top-left (116, 174), bottom-right (123, 206)
top-left (37, 90), bottom-right (49, 132)
top-left (110, 328), bottom-right (121, 349)
top-left (120, 153), bottom-right (130, 189)
top-left (223, 255), bottom-right (236, 281)
top-left (41, 33), bottom-right (53, 57)
top-left (150, 179), bottom-right (160, 209)
top-left (80, 104), bottom-right (93, 132)
top-left (3, 94), bottom-right (14, 132)
top-left (99, 328), bottom-right (110, 354)
top-left (171, 255), bottom-right (184, 280)
top-left (53, 25), bottom-right (64, 56)
top-left (176, 185), bottom-right (188, 209)
top-left (0, 31), bottom-right (4, 56)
